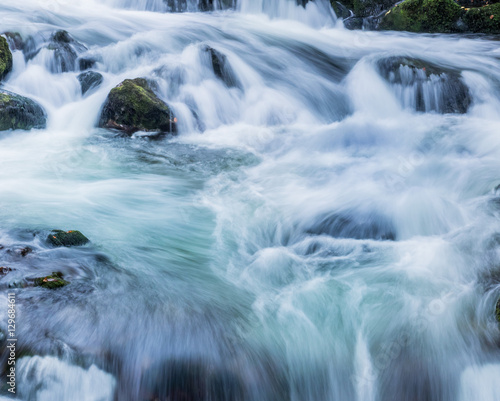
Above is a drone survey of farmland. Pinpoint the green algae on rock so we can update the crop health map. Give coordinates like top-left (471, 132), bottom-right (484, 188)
top-left (0, 90), bottom-right (47, 131)
top-left (462, 3), bottom-right (500, 33)
top-left (47, 230), bottom-right (90, 247)
top-left (380, 0), bottom-right (500, 33)
top-left (98, 78), bottom-right (177, 135)
top-left (0, 36), bottom-right (13, 81)
top-left (379, 0), bottom-right (462, 32)
top-left (34, 272), bottom-right (69, 289)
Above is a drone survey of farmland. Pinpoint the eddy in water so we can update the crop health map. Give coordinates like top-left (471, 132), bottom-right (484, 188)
top-left (0, 0), bottom-right (500, 400)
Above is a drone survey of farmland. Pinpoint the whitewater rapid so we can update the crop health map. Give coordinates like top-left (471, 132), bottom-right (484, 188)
top-left (1, 0), bottom-right (500, 400)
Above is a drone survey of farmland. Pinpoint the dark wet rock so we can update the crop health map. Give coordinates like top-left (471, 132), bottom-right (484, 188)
top-left (78, 71), bottom-right (103, 95)
top-left (203, 46), bottom-right (241, 89)
top-left (34, 272), bottom-right (69, 289)
top-left (307, 211), bottom-right (396, 241)
top-left (0, 36), bottom-right (13, 81)
top-left (142, 360), bottom-right (245, 401)
top-left (20, 247), bottom-right (32, 257)
top-left (165, 0), bottom-right (233, 11)
top-left (496, 298), bottom-right (500, 322)
top-left (0, 90), bottom-right (47, 131)
top-left (47, 230), bottom-right (89, 247)
top-left (99, 78), bottom-right (177, 134)
top-left (3, 32), bottom-right (24, 51)
top-left (331, 1), bottom-right (352, 18)
top-left (377, 57), bottom-right (471, 114)
top-left (78, 57), bottom-right (97, 71)
top-left (46, 30), bottom-right (87, 73)
top-left (343, 16), bottom-right (364, 29)
top-left (0, 267), bottom-right (13, 276)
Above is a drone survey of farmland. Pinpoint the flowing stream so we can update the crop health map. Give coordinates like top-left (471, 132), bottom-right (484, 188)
top-left (1, 0), bottom-right (500, 400)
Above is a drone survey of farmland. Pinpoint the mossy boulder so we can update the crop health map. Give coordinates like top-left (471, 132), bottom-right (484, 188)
top-left (0, 36), bottom-right (13, 81)
top-left (47, 230), bottom-right (89, 247)
top-left (0, 90), bottom-right (47, 131)
top-left (462, 3), bottom-right (500, 33)
top-left (99, 78), bottom-right (177, 134)
top-left (379, 0), bottom-right (462, 32)
top-left (34, 272), bottom-right (69, 289)
top-left (78, 71), bottom-right (103, 95)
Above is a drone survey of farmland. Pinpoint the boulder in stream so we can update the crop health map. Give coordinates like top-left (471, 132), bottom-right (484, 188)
top-left (47, 30), bottom-right (87, 73)
top-left (34, 272), bottom-right (69, 289)
top-left (0, 35), bottom-right (13, 81)
top-left (203, 45), bottom-right (241, 89)
top-left (47, 230), bottom-right (90, 247)
top-left (377, 57), bottom-right (471, 114)
top-left (99, 78), bottom-right (177, 134)
top-left (0, 90), bottom-right (47, 131)
top-left (78, 71), bottom-right (103, 95)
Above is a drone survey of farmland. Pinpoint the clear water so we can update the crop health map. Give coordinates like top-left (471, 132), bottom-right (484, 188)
top-left (1, 0), bottom-right (500, 400)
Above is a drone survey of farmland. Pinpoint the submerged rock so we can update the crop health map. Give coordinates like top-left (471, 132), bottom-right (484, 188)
top-left (307, 211), bottom-right (396, 240)
top-left (0, 90), bottom-right (47, 131)
top-left (34, 272), bottom-right (69, 289)
top-left (203, 45), bottom-right (241, 89)
top-left (0, 35), bottom-right (13, 81)
top-left (99, 78), bottom-right (177, 134)
top-left (377, 57), bottom-right (471, 114)
top-left (141, 359), bottom-right (245, 401)
top-left (78, 71), bottom-right (103, 95)
top-left (47, 230), bottom-right (90, 247)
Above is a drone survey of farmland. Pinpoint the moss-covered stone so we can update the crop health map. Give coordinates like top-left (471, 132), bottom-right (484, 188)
top-left (0, 36), bottom-right (13, 81)
top-left (47, 230), bottom-right (89, 247)
top-left (34, 272), bottom-right (69, 289)
top-left (99, 78), bottom-right (177, 134)
top-left (462, 3), bottom-right (500, 33)
top-left (0, 90), bottom-right (47, 131)
top-left (379, 0), bottom-right (462, 32)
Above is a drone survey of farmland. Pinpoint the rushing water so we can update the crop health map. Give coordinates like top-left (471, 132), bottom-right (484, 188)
top-left (1, 0), bottom-right (500, 400)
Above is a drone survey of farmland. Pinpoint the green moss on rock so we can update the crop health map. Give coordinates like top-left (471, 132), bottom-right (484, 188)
top-left (98, 78), bottom-right (177, 135)
top-left (0, 36), bottom-right (13, 81)
top-left (34, 272), bottom-right (69, 289)
top-left (0, 90), bottom-right (47, 131)
top-left (47, 230), bottom-right (89, 247)
top-left (462, 3), bottom-right (500, 33)
top-left (379, 0), bottom-right (462, 32)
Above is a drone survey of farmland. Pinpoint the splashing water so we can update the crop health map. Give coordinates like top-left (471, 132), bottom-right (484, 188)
top-left (1, 0), bottom-right (500, 400)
